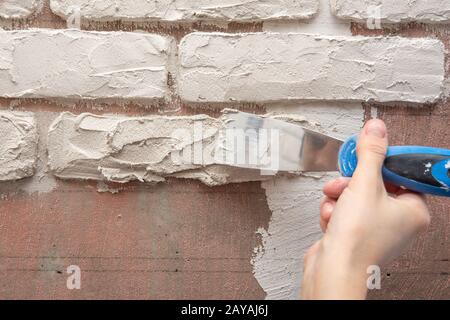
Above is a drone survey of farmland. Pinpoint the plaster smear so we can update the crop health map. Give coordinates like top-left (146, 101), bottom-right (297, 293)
top-left (0, 0), bottom-right (39, 19)
top-left (263, 0), bottom-right (351, 35)
top-left (0, 111), bottom-right (64, 196)
top-left (47, 112), bottom-right (282, 186)
top-left (178, 32), bottom-right (445, 104)
top-left (331, 0), bottom-right (450, 24)
top-left (0, 29), bottom-right (172, 100)
top-left (253, 102), bottom-right (364, 299)
top-left (0, 111), bottom-right (38, 181)
top-left (50, 0), bottom-right (319, 22)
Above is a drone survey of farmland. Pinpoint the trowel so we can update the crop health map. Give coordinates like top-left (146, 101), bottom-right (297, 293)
top-left (215, 111), bottom-right (450, 197)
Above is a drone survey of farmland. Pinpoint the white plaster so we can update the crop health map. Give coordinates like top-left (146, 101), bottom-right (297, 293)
top-left (254, 172), bottom-right (339, 299)
top-left (47, 112), bottom-right (277, 186)
top-left (178, 32), bottom-right (445, 104)
top-left (0, 111), bottom-right (38, 181)
top-left (0, 29), bottom-right (172, 100)
top-left (20, 112), bottom-right (58, 194)
top-left (0, 112), bottom-right (66, 196)
top-left (370, 106), bottom-right (379, 119)
top-left (97, 181), bottom-right (120, 194)
top-left (263, 0), bottom-right (351, 35)
top-left (50, 0), bottom-right (319, 22)
top-left (0, 0), bottom-right (39, 19)
top-left (331, 0), bottom-right (450, 24)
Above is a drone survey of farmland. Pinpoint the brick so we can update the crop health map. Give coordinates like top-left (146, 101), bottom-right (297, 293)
top-left (178, 33), bottom-right (445, 104)
top-left (50, 0), bottom-right (318, 22)
top-left (331, 0), bottom-right (450, 24)
top-left (0, 111), bottom-right (37, 181)
top-left (0, 0), bottom-right (39, 19)
top-left (47, 112), bottom-right (268, 186)
top-left (0, 29), bottom-right (171, 100)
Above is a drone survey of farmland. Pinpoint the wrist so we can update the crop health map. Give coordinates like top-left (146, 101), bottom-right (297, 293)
top-left (321, 230), bottom-right (379, 269)
top-left (311, 237), bottom-right (371, 299)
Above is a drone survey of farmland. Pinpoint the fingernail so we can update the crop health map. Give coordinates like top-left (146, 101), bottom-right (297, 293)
top-left (323, 202), bottom-right (333, 214)
top-left (365, 119), bottom-right (386, 138)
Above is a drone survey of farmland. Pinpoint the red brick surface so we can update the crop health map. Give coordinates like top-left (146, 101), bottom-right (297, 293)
top-left (0, 180), bottom-right (270, 299)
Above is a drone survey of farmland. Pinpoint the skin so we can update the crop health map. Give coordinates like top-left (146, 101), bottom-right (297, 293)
top-left (301, 119), bottom-right (430, 300)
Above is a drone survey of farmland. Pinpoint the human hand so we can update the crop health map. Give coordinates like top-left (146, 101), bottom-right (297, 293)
top-left (301, 119), bottom-right (430, 300)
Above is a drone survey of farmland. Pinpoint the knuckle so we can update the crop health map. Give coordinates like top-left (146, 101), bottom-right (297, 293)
top-left (407, 197), bottom-right (431, 231)
top-left (357, 140), bottom-right (387, 158)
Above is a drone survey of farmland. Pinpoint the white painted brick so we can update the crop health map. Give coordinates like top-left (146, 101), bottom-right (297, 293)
top-left (47, 112), bottom-right (269, 186)
top-left (331, 0), bottom-right (450, 24)
top-left (50, 0), bottom-right (319, 22)
top-left (0, 29), bottom-right (171, 100)
top-left (178, 33), bottom-right (445, 104)
top-left (0, 111), bottom-right (37, 181)
top-left (0, 0), bottom-right (39, 19)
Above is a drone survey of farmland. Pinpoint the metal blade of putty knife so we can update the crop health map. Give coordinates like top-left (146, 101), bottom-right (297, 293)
top-left (214, 110), bottom-right (344, 172)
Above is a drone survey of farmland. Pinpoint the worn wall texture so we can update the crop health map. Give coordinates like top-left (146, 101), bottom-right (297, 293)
top-left (0, 0), bottom-right (448, 299)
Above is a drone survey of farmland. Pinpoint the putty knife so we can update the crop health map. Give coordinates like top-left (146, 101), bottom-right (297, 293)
top-left (215, 111), bottom-right (450, 197)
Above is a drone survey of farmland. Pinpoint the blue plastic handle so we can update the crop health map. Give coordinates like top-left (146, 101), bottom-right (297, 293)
top-left (338, 135), bottom-right (450, 197)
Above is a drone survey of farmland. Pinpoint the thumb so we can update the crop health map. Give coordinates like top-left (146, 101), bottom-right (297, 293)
top-left (351, 119), bottom-right (388, 191)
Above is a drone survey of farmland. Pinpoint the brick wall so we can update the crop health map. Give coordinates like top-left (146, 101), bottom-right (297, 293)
top-left (0, 0), bottom-right (448, 299)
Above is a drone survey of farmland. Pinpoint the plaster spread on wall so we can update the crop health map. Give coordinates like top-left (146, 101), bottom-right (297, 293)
top-left (0, 111), bottom-right (38, 181)
top-left (178, 32), bottom-right (445, 104)
top-left (0, 29), bottom-right (172, 100)
top-left (253, 172), bottom-right (339, 299)
top-left (20, 112), bottom-right (59, 194)
top-left (50, 0), bottom-right (319, 22)
top-left (0, 112), bottom-right (66, 196)
top-left (263, 0), bottom-right (351, 35)
top-left (49, 112), bottom-right (318, 186)
top-left (0, 0), bottom-right (39, 19)
top-left (331, 0), bottom-right (450, 24)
